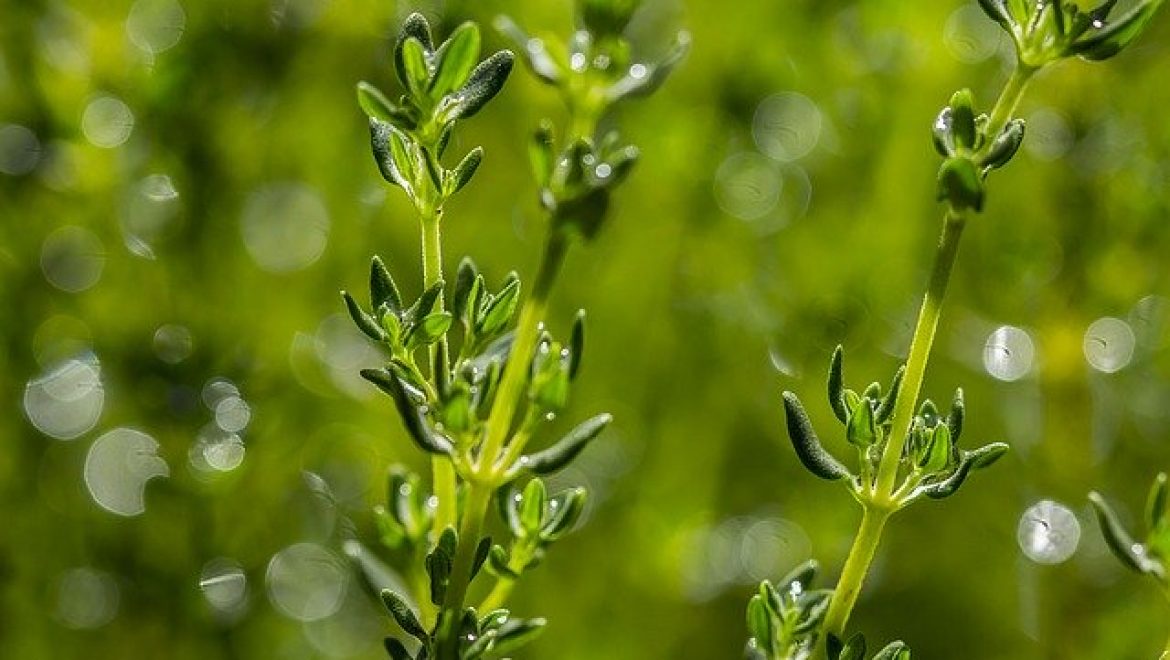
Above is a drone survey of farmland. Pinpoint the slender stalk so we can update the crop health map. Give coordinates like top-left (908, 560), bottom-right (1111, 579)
top-left (412, 544), bottom-right (438, 627)
top-left (476, 232), bottom-right (568, 476)
top-left (436, 482), bottom-right (493, 659)
top-left (983, 66), bottom-right (1034, 155)
top-left (873, 209), bottom-right (967, 499)
top-left (817, 507), bottom-right (892, 649)
top-left (421, 213), bottom-right (459, 535)
top-left (478, 575), bottom-right (516, 614)
top-left (1163, 588), bottom-right (1170, 659)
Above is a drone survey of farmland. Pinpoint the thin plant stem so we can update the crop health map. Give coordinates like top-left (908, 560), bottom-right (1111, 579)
top-left (873, 208), bottom-right (967, 499)
top-left (477, 575), bottom-right (516, 614)
top-left (817, 507), bottom-right (892, 649)
top-left (421, 213), bottom-right (459, 535)
top-left (1163, 587), bottom-right (1170, 659)
top-left (436, 482), bottom-right (493, 659)
top-left (983, 66), bottom-right (1034, 158)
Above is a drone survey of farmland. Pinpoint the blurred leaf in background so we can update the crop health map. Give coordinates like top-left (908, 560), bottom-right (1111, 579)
top-left (1, 0), bottom-right (1168, 659)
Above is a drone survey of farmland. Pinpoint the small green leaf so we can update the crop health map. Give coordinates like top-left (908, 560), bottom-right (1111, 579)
top-left (494, 15), bottom-right (563, 85)
top-left (1071, 0), bottom-right (1166, 61)
top-left (478, 278), bottom-right (521, 336)
top-left (448, 51), bottom-right (515, 120)
top-left (412, 312), bottom-right (453, 347)
top-left (471, 537), bottom-right (492, 579)
top-left (394, 13), bottom-right (433, 88)
top-left (380, 589), bottom-right (428, 642)
top-left (540, 487), bottom-right (587, 541)
top-left (421, 145), bottom-right (444, 191)
top-left (370, 256), bottom-right (404, 312)
top-left (604, 31), bottom-right (691, 101)
top-left (782, 391), bottom-right (851, 481)
top-left (490, 617), bottom-right (545, 656)
top-left (977, 0), bottom-right (1017, 31)
top-left (430, 22), bottom-right (482, 99)
top-left (401, 37), bottom-right (432, 97)
top-left (827, 345), bottom-right (848, 423)
top-left (361, 369), bottom-right (454, 455)
top-left (746, 595), bottom-right (773, 655)
top-left (1089, 492), bottom-right (1148, 574)
top-left (569, 309), bottom-right (586, 380)
top-left (356, 82), bottom-right (407, 125)
top-left (415, 280), bottom-right (446, 320)
top-left (968, 442), bottom-right (1009, 468)
top-left (529, 121), bottom-right (556, 187)
top-left (369, 119), bottom-right (414, 191)
top-left (383, 638), bottom-right (411, 660)
top-left (846, 400), bottom-right (877, 447)
top-left (937, 156), bottom-right (984, 212)
top-left (519, 479), bottom-right (547, 536)
top-left (981, 118), bottom-right (1026, 170)
top-left (777, 559), bottom-right (819, 593)
top-left (448, 147), bottom-right (483, 195)
top-left (524, 413), bottom-right (612, 474)
top-left (875, 365), bottom-right (905, 425)
top-left (342, 291), bottom-right (385, 341)
top-left (873, 640), bottom-right (912, 660)
top-left (452, 257), bottom-right (479, 322)
top-left (1147, 472), bottom-right (1169, 533)
top-left (426, 527), bottom-right (457, 605)
top-left (487, 544), bottom-right (520, 578)
top-left (949, 89), bottom-right (977, 150)
top-left (920, 424), bottom-right (952, 472)
top-left (946, 388), bottom-right (965, 443)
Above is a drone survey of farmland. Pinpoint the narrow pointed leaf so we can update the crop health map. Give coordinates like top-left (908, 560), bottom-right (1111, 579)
top-left (828, 346), bottom-right (848, 423)
top-left (448, 51), bottom-right (515, 120)
top-left (430, 22), bottom-right (481, 99)
top-left (1089, 492), bottom-right (1147, 573)
top-left (1147, 472), bottom-right (1169, 533)
top-left (524, 413), bottom-right (612, 474)
top-left (380, 589), bottom-right (428, 641)
top-left (782, 391), bottom-right (850, 481)
top-left (568, 309), bottom-right (586, 380)
top-left (449, 147), bottom-right (483, 195)
top-left (342, 291), bottom-right (385, 341)
top-left (371, 256), bottom-right (404, 311)
top-left (1071, 0), bottom-right (1166, 61)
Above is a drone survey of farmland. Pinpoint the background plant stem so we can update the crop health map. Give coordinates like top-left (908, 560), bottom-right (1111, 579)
top-left (436, 482), bottom-right (493, 660)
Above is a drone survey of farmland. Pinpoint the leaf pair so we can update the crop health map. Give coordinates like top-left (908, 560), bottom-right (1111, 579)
top-left (977, 0), bottom-right (1165, 66)
top-left (1090, 472), bottom-right (1169, 582)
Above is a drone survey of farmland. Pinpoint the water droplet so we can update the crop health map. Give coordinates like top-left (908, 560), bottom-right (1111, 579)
top-left (266, 542), bottom-right (348, 622)
top-left (24, 355), bottom-right (104, 440)
top-left (0, 124), bottom-right (41, 175)
top-left (1024, 108), bottom-right (1074, 162)
top-left (629, 63), bottom-right (648, 79)
top-left (241, 183), bottom-right (330, 273)
top-left (199, 558), bottom-right (247, 613)
top-left (1018, 500), bottom-right (1081, 564)
top-left (81, 95), bottom-right (134, 148)
top-left (126, 0), bottom-right (186, 54)
top-left (943, 4), bottom-right (1003, 63)
top-left (983, 325), bottom-right (1034, 382)
top-left (85, 428), bottom-right (169, 516)
top-left (41, 225), bottom-right (105, 292)
top-left (713, 152), bottom-right (781, 221)
top-left (752, 92), bottom-right (822, 162)
top-left (55, 568), bottom-right (119, 629)
top-left (570, 52), bottom-right (587, 71)
top-left (1083, 317), bottom-right (1135, 374)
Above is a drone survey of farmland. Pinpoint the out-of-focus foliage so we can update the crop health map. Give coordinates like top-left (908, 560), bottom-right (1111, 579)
top-left (1, 1), bottom-right (1169, 659)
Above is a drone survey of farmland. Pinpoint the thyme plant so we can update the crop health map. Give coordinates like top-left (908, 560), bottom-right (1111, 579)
top-left (1091, 472), bottom-right (1170, 655)
top-left (345, 4), bottom-right (685, 658)
top-left (746, 1), bottom-right (1166, 658)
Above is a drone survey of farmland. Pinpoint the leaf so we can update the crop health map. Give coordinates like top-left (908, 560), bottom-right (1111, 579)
top-left (524, 413), bottom-right (612, 474)
top-left (980, 118), bottom-right (1026, 170)
top-left (411, 312), bottom-right (453, 347)
top-left (782, 392), bottom-right (851, 481)
top-left (977, 0), bottom-right (1017, 32)
top-left (946, 388), bottom-right (965, 443)
top-left (342, 291), bottom-right (385, 340)
top-left (1147, 472), bottom-right (1169, 533)
top-left (493, 15), bottom-right (563, 85)
top-left (528, 121), bottom-right (556, 187)
top-left (426, 527), bottom-right (457, 605)
top-left (360, 369), bottom-right (454, 455)
top-left (384, 638), bottom-right (411, 660)
top-left (380, 589), bottom-right (428, 642)
top-left (920, 424), bottom-right (952, 473)
top-left (400, 37), bottom-right (432, 98)
top-left (778, 559), bottom-right (819, 593)
top-left (430, 22), bottom-right (482, 99)
top-left (369, 119), bottom-right (414, 191)
top-left (968, 442), bottom-right (1009, 468)
top-left (447, 51), bottom-right (515, 120)
top-left (568, 309), bottom-right (586, 380)
top-left (519, 478), bottom-right (547, 536)
top-left (394, 13), bottom-right (434, 88)
top-left (448, 147), bottom-right (483, 195)
top-left (746, 595), bottom-right (773, 655)
top-left (414, 280), bottom-right (446, 320)
top-left (477, 278), bottom-right (521, 337)
top-left (371, 256), bottom-right (404, 312)
top-left (491, 617), bottom-right (546, 656)
top-left (1090, 491), bottom-right (1153, 574)
top-left (936, 156), bottom-right (984, 212)
top-left (875, 365), bottom-right (905, 424)
top-left (1071, 0), bottom-right (1166, 61)
top-left (357, 82), bottom-right (410, 126)
top-left (452, 257), bottom-right (479, 322)
top-left (949, 89), bottom-right (977, 150)
top-left (539, 487), bottom-right (587, 542)
top-left (827, 345), bottom-right (849, 423)
top-left (873, 641), bottom-right (912, 660)
top-left (487, 544), bottom-right (520, 578)
top-left (605, 31), bottom-right (691, 102)
top-left (846, 400), bottom-right (877, 447)
top-left (471, 537), bottom-right (492, 579)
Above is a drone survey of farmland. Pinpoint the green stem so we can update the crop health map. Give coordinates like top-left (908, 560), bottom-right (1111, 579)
top-left (422, 214), bottom-right (459, 535)
top-left (983, 66), bottom-right (1034, 152)
top-left (1163, 587), bottom-right (1170, 659)
top-left (436, 482), bottom-right (493, 659)
top-left (873, 209), bottom-right (966, 499)
top-left (816, 507), bottom-right (892, 653)
top-left (412, 544), bottom-right (438, 627)
top-left (476, 232), bottom-right (568, 477)
top-left (478, 575), bottom-right (516, 614)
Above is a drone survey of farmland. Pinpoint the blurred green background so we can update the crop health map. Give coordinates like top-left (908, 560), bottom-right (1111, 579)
top-left (3, 0), bottom-right (1170, 658)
